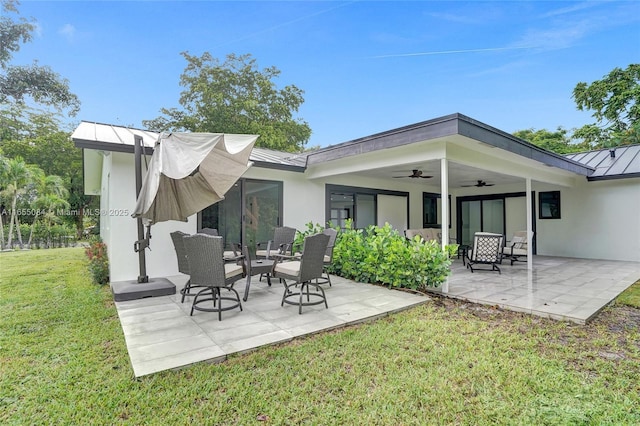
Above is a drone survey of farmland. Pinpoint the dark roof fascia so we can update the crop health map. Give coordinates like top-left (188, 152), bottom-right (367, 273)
top-left (306, 113), bottom-right (595, 176)
top-left (306, 114), bottom-right (460, 165)
top-left (250, 160), bottom-right (306, 173)
top-left (456, 115), bottom-right (594, 176)
top-left (73, 138), bottom-right (155, 155)
top-left (586, 173), bottom-right (640, 182)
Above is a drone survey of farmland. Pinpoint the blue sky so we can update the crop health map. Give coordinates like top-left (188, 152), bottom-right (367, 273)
top-left (13, 1), bottom-right (640, 148)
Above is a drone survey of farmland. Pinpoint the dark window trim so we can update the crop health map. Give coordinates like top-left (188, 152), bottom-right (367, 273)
top-left (455, 191), bottom-right (537, 254)
top-left (197, 177), bottom-right (284, 245)
top-left (325, 184), bottom-right (409, 229)
top-left (538, 190), bottom-right (561, 220)
top-left (422, 192), bottom-right (452, 228)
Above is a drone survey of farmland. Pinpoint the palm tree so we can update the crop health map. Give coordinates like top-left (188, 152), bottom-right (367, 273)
top-left (0, 155), bottom-right (9, 250)
top-left (27, 171), bottom-right (69, 247)
top-left (1, 157), bottom-right (34, 249)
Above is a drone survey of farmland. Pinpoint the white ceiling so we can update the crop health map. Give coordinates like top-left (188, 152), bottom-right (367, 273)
top-left (352, 160), bottom-right (526, 188)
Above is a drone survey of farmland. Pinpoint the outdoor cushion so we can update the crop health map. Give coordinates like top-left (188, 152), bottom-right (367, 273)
top-left (273, 260), bottom-right (301, 278)
top-left (508, 248), bottom-right (528, 256)
top-left (405, 228), bottom-right (440, 242)
top-left (511, 235), bottom-right (526, 249)
top-left (224, 263), bottom-right (244, 279)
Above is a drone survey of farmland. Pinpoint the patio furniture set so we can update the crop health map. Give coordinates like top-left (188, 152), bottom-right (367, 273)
top-left (170, 226), bottom-right (338, 320)
top-left (404, 228), bottom-right (532, 274)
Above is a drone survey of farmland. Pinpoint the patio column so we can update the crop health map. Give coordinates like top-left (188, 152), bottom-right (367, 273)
top-left (441, 158), bottom-right (450, 294)
top-left (440, 158), bottom-right (449, 250)
top-left (526, 178), bottom-right (533, 270)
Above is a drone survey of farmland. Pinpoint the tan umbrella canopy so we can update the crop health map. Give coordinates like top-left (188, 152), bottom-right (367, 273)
top-left (133, 132), bottom-right (258, 224)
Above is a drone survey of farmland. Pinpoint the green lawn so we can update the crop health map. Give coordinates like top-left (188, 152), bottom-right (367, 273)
top-left (1, 248), bottom-right (639, 425)
top-left (616, 279), bottom-right (640, 308)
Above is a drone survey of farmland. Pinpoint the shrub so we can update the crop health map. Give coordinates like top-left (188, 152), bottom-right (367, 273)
top-left (329, 221), bottom-right (456, 290)
top-left (85, 237), bottom-right (109, 285)
top-left (292, 221), bottom-right (328, 253)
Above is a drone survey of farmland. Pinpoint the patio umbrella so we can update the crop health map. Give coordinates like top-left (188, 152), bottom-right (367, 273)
top-left (130, 131), bottom-right (257, 284)
top-left (133, 132), bottom-right (258, 224)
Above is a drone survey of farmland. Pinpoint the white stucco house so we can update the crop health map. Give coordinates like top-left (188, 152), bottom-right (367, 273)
top-left (72, 113), bottom-right (640, 283)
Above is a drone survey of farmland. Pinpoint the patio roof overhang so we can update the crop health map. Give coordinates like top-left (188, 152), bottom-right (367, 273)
top-left (304, 113), bottom-right (594, 188)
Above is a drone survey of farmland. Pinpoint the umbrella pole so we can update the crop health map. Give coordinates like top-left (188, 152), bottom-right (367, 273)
top-left (134, 135), bottom-right (149, 283)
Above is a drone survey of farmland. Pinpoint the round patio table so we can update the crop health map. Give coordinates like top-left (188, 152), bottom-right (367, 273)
top-left (242, 258), bottom-right (274, 301)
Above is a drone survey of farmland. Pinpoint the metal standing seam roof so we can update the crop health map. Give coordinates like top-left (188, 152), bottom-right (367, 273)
top-left (565, 145), bottom-right (640, 180)
top-left (72, 120), bottom-right (640, 180)
top-left (71, 121), bottom-right (308, 170)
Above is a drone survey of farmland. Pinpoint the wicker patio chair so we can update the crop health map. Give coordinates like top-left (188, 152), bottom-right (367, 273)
top-left (317, 228), bottom-right (338, 286)
top-left (272, 232), bottom-right (330, 314)
top-left (170, 231), bottom-right (201, 303)
top-left (183, 234), bottom-right (245, 320)
top-left (465, 232), bottom-right (504, 274)
top-left (256, 226), bottom-right (297, 259)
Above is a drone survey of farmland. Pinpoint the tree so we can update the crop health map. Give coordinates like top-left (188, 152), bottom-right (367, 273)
top-left (27, 169), bottom-right (68, 246)
top-left (1, 155), bottom-right (35, 248)
top-left (0, 112), bottom-right (93, 237)
top-left (572, 64), bottom-right (640, 148)
top-left (0, 154), bottom-right (7, 249)
top-left (513, 127), bottom-right (588, 154)
top-left (0, 0), bottom-right (80, 116)
top-left (143, 52), bottom-right (311, 153)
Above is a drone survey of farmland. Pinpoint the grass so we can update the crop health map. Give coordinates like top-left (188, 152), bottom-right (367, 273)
top-left (616, 279), bottom-right (640, 308)
top-left (1, 248), bottom-right (639, 425)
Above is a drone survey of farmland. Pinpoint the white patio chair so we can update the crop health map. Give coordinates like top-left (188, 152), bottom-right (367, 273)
top-left (465, 232), bottom-right (504, 274)
top-left (503, 231), bottom-right (533, 265)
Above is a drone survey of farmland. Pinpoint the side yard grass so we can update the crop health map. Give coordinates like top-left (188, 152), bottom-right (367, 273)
top-left (616, 279), bottom-right (640, 308)
top-left (1, 248), bottom-right (639, 424)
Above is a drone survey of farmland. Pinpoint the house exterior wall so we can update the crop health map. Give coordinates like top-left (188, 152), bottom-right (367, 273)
top-left (244, 167), bottom-right (435, 233)
top-left (534, 178), bottom-right (640, 262)
top-left (99, 155), bottom-right (639, 282)
top-left (104, 152), bottom-right (196, 282)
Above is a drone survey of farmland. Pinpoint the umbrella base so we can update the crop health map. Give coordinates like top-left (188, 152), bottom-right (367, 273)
top-left (111, 278), bottom-right (176, 302)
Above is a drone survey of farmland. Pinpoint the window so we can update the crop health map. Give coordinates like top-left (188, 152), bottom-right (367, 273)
top-left (423, 192), bottom-right (452, 228)
top-left (326, 185), bottom-right (408, 231)
top-left (200, 179), bottom-right (283, 247)
top-left (539, 191), bottom-right (561, 219)
top-left (328, 192), bottom-right (376, 230)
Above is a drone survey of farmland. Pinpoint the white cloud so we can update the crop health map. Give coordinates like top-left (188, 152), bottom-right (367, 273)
top-left (59, 24), bottom-right (76, 42)
top-left (514, 21), bottom-right (591, 51)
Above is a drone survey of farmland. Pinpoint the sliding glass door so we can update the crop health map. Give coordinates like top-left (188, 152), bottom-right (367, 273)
top-left (328, 192), bottom-right (376, 230)
top-left (244, 180), bottom-right (282, 249)
top-left (200, 179), bottom-right (282, 250)
top-left (460, 199), bottom-right (504, 245)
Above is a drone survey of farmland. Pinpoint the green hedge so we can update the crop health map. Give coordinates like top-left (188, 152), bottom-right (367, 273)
top-left (299, 221), bottom-right (456, 291)
top-left (2, 223), bottom-right (77, 249)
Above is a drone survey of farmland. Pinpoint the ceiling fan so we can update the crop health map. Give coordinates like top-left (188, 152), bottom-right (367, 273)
top-left (393, 169), bottom-right (433, 179)
top-left (462, 180), bottom-right (495, 187)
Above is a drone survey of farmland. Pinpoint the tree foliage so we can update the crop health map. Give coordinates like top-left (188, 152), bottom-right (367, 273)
top-left (0, 0), bottom-right (80, 115)
top-left (143, 52), bottom-right (311, 152)
top-left (572, 63), bottom-right (640, 148)
top-left (0, 1), bottom-right (90, 239)
top-left (513, 127), bottom-right (588, 154)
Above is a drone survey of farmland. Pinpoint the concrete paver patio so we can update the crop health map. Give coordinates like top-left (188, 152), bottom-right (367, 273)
top-left (440, 255), bottom-right (640, 324)
top-left (114, 255), bottom-right (640, 377)
top-left (115, 275), bottom-right (427, 377)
